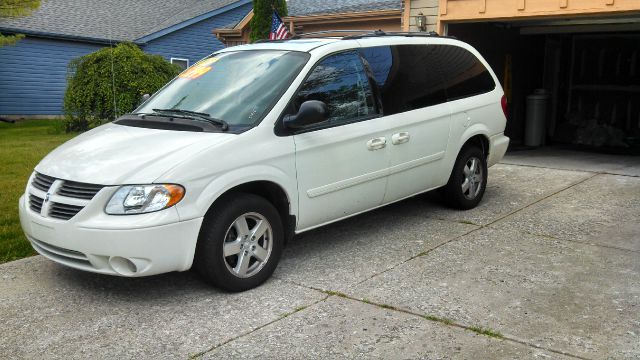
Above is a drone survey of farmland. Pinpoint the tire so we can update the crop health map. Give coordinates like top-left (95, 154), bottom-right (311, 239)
top-left (441, 146), bottom-right (487, 210)
top-left (195, 193), bottom-right (284, 292)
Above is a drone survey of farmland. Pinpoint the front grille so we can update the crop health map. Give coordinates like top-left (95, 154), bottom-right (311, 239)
top-left (28, 172), bottom-right (105, 221)
top-left (29, 194), bottom-right (44, 213)
top-left (58, 180), bottom-right (103, 200)
top-left (32, 172), bottom-right (55, 192)
top-left (49, 202), bottom-right (84, 220)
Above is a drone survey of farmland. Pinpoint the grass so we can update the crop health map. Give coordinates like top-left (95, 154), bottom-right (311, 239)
top-left (423, 314), bottom-right (454, 325)
top-left (279, 305), bottom-right (309, 319)
top-left (456, 220), bottom-right (479, 226)
top-left (324, 290), bottom-right (349, 298)
top-left (468, 325), bottom-right (503, 338)
top-left (0, 120), bottom-right (77, 264)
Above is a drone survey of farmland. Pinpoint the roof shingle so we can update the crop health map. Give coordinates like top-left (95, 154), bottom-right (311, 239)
top-left (0, 0), bottom-right (244, 42)
top-left (287, 0), bottom-right (401, 17)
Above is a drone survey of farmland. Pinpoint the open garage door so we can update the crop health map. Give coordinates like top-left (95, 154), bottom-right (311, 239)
top-left (447, 19), bottom-right (640, 153)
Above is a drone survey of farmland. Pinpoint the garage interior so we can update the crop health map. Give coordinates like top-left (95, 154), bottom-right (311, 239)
top-left (447, 17), bottom-right (640, 154)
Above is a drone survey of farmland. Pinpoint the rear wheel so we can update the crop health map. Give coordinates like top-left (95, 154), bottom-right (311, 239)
top-left (195, 193), bottom-right (283, 292)
top-left (442, 146), bottom-right (487, 210)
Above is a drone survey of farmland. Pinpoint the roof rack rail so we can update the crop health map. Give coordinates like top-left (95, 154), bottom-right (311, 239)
top-left (254, 30), bottom-right (375, 43)
top-left (342, 30), bottom-right (442, 40)
top-left (253, 30), bottom-right (455, 43)
top-left (254, 38), bottom-right (289, 43)
top-left (294, 29), bottom-right (376, 38)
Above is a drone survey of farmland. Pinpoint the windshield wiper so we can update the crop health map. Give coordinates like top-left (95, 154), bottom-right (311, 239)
top-left (151, 108), bottom-right (229, 131)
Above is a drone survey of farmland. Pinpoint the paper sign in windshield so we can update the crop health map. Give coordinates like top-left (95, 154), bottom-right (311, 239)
top-left (179, 57), bottom-right (219, 79)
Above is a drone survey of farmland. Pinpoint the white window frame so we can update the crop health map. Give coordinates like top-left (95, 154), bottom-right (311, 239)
top-left (170, 57), bottom-right (189, 69)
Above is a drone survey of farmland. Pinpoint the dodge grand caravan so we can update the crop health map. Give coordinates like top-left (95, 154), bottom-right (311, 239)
top-left (19, 32), bottom-right (509, 291)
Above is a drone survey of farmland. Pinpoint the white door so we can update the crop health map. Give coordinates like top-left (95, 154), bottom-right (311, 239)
top-left (291, 51), bottom-right (391, 230)
top-left (383, 104), bottom-right (451, 202)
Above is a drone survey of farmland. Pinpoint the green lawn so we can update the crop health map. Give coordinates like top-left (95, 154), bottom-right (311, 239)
top-left (0, 120), bottom-right (77, 263)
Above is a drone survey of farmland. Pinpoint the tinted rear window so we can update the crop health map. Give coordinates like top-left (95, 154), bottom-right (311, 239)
top-left (435, 45), bottom-right (495, 101)
top-left (361, 45), bottom-right (447, 115)
top-left (360, 44), bottom-right (496, 115)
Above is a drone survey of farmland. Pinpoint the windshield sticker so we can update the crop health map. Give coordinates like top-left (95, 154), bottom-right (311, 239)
top-left (179, 66), bottom-right (211, 79)
top-left (179, 58), bottom-right (219, 79)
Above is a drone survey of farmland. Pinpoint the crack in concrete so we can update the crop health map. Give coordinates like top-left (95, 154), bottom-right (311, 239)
top-left (500, 162), bottom-right (639, 178)
top-left (344, 295), bottom-right (592, 360)
top-left (189, 290), bottom-right (329, 359)
top-left (520, 230), bottom-right (640, 254)
top-left (274, 282), bottom-right (591, 360)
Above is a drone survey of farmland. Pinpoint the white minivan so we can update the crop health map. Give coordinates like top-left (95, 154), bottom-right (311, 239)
top-left (19, 32), bottom-right (509, 291)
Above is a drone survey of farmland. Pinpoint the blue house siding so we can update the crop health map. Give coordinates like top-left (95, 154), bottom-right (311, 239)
top-left (0, 37), bottom-right (103, 115)
top-left (143, 3), bottom-right (251, 66)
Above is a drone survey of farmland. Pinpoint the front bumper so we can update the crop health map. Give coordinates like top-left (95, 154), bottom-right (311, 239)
top-left (19, 194), bottom-right (203, 277)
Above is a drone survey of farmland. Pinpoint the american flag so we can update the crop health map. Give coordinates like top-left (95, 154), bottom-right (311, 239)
top-left (270, 10), bottom-right (291, 40)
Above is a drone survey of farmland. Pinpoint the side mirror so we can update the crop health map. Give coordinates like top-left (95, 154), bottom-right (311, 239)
top-left (140, 93), bottom-right (150, 105)
top-left (284, 100), bottom-right (328, 129)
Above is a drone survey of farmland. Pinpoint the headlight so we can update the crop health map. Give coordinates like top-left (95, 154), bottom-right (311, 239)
top-left (105, 184), bottom-right (185, 215)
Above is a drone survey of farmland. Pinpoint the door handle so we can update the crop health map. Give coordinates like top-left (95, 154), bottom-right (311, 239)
top-left (391, 132), bottom-right (410, 145)
top-left (367, 137), bottom-right (386, 151)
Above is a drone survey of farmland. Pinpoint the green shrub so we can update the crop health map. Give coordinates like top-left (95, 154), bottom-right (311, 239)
top-left (63, 43), bottom-right (180, 132)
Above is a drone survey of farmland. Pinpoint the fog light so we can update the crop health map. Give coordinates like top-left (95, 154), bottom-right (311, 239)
top-left (109, 256), bottom-right (137, 275)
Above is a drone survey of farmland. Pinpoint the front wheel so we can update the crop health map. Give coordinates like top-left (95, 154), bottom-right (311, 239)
top-left (441, 146), bottom-right (487, 210)
top-left (195, 193), bottom-right (283, 292)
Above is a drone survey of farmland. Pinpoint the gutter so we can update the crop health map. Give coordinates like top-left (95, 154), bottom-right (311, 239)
top-left (0, 27), bottom-right (135, 45)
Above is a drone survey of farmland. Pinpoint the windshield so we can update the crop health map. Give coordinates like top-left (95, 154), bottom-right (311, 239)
top-left (136, 50), bottom-right (310, 128)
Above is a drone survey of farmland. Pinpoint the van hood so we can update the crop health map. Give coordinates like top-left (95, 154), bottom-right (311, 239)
top-left (35, 123), bottom-right (234, 185)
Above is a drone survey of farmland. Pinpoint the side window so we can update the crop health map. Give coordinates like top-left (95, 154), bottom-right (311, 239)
top-left (361, 45), bottom-right (448, 115)
top-left (436, 45), bottom-right (496, 101)
top-left (296, 51), bottom-right (375, 126)
top-left (360, 46), bottom-right (393, 87)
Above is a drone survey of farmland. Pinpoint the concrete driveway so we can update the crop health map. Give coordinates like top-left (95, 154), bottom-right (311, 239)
top-left (1, 148), bottom-right (639, 359)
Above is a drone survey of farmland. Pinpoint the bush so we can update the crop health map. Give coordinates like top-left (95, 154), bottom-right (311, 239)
top-left (63, 43), bottom-right (180, 132)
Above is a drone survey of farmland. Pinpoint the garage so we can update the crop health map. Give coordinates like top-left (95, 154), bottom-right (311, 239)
top-left (437, 1), bottom-right (640, 153)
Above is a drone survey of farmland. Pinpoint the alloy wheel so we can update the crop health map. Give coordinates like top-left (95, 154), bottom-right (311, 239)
top-left (222, 212), bottom-right (273, 278)
top-left (461, 157), bottom-right (483, 200)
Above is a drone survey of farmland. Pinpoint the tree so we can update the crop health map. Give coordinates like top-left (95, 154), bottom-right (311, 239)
top-left (63, 42), bottom-right (180, 132)
top-left (249, 0), bottom-right (287, 43)
top-left (0, 0), bottom-right (40, 46)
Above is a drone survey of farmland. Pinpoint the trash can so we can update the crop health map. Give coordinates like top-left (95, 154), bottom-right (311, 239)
top-left (525, 89), bottom-right (549, 147)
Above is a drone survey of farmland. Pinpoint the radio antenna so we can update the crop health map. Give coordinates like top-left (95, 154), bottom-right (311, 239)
top-left (108, 25), bottom-right (117, 120)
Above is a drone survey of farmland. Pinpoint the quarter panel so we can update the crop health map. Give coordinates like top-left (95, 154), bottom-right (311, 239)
top-left (443, 89), bottom-right (505, 174)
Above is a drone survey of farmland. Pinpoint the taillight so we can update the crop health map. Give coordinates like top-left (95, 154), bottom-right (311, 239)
top-left (501, 95), bottom-right (509, 121)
